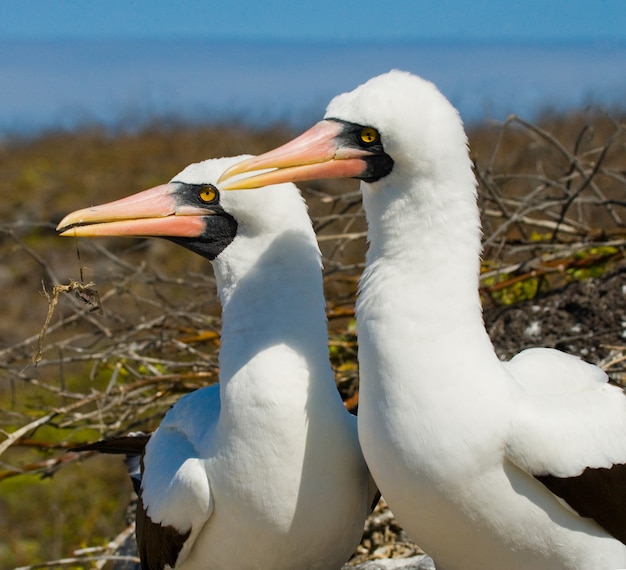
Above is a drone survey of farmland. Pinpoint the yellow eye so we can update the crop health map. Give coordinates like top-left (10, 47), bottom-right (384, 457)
top-left (360, 127), bottom-right (379, 145)
top-left (199, 185), bottom-right (218, 203)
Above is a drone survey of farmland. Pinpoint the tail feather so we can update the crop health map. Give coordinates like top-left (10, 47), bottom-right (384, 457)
top-left (74, 432), bottom-right (151, 494)
top-left (73, 432), bottom-right (151, 455)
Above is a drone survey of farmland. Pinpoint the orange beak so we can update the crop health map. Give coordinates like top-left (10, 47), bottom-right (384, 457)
top-left (218, 120), bottom-right (373, 190)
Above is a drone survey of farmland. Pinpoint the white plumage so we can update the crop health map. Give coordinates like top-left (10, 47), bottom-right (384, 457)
top-left (219, 71), bottom-right (626, 569)
top-left (59, 156), bottom-right (375, 570)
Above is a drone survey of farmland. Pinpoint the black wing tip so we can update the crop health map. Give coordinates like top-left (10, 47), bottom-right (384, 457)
top-left (536, 462), bottom-right (626, 544)
top-left (137, 495), bottom-right (191, 570)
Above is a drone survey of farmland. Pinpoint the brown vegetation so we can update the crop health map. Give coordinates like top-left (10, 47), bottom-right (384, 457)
top-left (0, 109), bottom-right (625, 568)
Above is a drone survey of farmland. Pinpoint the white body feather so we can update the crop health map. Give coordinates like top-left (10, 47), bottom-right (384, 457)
top-left (327, 71), bottom-right (626, 569)
top-left (141, 158), bottom-right (373, 569)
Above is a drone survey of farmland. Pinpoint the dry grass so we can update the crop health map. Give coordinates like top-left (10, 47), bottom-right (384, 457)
top-left (0, 109), bottom-right (625, 568)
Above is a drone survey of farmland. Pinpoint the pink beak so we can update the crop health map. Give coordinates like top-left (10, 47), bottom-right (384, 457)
top-left (56, 183), bottom-right (209, 238)
top-left (218, 120), bottom-right (373, 190)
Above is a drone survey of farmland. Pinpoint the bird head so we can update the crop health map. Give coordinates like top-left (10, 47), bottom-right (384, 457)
top-left (217, 70), bottom-right (469, 193)
top-left (56, 155), bottom-right (311, 261)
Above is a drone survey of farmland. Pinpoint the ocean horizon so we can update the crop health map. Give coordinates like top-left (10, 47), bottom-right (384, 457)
top-left (1, 38), bottom-right (625, 135)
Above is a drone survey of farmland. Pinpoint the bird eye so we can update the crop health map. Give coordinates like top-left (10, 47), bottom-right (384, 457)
top-left (198, 185), bottom-right (218, 203)
top-left (360, 127), bottom-right (379, 145)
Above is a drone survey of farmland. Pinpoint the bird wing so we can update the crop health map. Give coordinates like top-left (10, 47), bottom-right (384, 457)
top-left (137, 426), bottom-right (212, 569)
top-left (503, 347), bottom-right (626, 542)
top-left (137, 385), bottom-right (220, 569)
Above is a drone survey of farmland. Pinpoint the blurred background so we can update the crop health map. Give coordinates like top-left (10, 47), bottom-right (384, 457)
top-left (1, 1), bottom-right (626, 568)
top-left (1, 0), bottom-right (626, 133)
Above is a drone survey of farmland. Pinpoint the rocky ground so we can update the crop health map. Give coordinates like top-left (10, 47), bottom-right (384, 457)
top-left (485, 259), bottom-right (626, 373)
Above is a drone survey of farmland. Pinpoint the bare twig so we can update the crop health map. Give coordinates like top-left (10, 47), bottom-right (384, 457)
top-left (2, 113), bottom-right (625, 568)
top-left (32, 280), bottom-right (101, 365)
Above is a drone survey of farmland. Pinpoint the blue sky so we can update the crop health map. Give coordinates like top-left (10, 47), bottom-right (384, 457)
top-left (1, 0), bottom-right (625, 42)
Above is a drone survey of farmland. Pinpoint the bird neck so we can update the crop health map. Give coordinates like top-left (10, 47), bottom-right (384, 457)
top-left (212, 229), bottom-right (334, 400)
top-left (357, 166), bottom-right (499, 391)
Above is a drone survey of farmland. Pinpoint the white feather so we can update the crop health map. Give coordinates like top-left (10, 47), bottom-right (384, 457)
top-left (321, 71), bottom-right (626, 569)
top-left (504, 348), bottom-right (626, 476)
top-left (136, 157), bottom-right (373, 569)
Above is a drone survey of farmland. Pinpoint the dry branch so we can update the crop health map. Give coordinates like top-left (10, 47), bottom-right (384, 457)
top-left (32, 280), bottom-right (101, 365)
top-left (1, 113), bottom-right (625, 568)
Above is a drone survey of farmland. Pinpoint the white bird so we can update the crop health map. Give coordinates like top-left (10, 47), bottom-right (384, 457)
top-left (58, 156), bottom-right (376, 570)
top-left (218, 71), bottom-right (626, 569)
